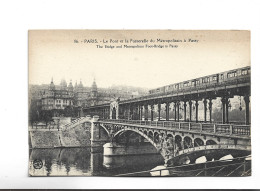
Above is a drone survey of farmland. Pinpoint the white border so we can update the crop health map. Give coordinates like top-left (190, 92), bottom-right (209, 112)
top-left (0, 0), bottom-right (260, 189)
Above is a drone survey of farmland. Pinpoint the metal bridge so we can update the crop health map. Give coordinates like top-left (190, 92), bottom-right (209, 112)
top-left (83, 66), bottom-right (250, 125)
top-left (91, 118), bottom-right (251, 165)
top-left (68, 67), bottom-right (252, 166)
top-left (32, 66), bottom-right (251, 167)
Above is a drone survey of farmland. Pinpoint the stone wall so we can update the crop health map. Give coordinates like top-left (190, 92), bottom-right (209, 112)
top-left (29, 122), bottom-right (92, 148)
top-left (61, 123), bottom-right (91, 147)
top-left (30, 130), bottom-right (61, 148)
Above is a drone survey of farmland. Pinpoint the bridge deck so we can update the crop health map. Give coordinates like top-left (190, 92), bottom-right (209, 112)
top-left (99, 119), bottom-right (250, 139)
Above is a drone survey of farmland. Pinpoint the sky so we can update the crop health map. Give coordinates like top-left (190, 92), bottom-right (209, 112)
top-left (29, 30), bottom-right (250, 89)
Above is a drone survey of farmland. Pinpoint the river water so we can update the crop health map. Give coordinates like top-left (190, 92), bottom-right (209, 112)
top-left (29, 147), bottom-right (164, 176)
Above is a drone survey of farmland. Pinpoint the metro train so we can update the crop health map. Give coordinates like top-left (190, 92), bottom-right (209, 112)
top-left (149, 66), bottom-right (250, 95)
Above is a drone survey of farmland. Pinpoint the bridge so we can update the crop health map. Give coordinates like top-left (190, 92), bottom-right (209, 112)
top-left (85, 117), bottom-right (250, 166)
top-left (83, 66), bottom-right (250, 125)
top-left (50, 66), bottom-right (251, 167)
top-left (79, 66), bottom-right (251, 166)
top-left (56, 114), bottom-right (250, 166)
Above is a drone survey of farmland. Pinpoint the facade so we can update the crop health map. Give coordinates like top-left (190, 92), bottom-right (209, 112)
top-left (41, 79), bottom-right (74, 112)
top-left (29, 78), bottom-right (148, 120)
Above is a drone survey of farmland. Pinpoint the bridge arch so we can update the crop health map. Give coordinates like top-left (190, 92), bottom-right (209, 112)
top-left (154, 132), bottom-right (160, 143)
top-left (175, 135), bottom-right (182, 149)
top-left (113, 128), bottom-right (157, 147)
top-left (184, 136), bottom-right (193, 149)
top-left (194, 138), bottom-right (204, 147)
top-left (99, 124), bottom-right (111, 137)
top-left (206, 140), bottom-right (217, 145)
top-left (148, 131), bottom-right (154, 140)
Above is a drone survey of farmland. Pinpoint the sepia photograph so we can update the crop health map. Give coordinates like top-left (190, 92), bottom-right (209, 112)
top-left (28, 30), bottom-right (251, 177)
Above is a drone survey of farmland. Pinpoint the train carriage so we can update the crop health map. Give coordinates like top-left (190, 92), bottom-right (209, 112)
top-left (148, 66), bottom-right (250, 95)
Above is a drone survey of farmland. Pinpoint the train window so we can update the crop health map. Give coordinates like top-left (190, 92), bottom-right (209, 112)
top-left (228, 71), bottom-right (237, 78)
top-left (175, 84), bottom-right (179, 89)
top-left (220, 74), bottom-right (224, 80)
top-left (202, 77), bottom-right (209, 83)
top-left (157, 89), bottom-right (160, 92)
top-left (212, 76), bottom-right (217, 81)
top-left (196, 80), bottom-right (200, 85)
top-left (237, 70), bottom-right (241, 76)
top-left (184, 82), bottom-right (189, 87)
top-left (191, 81), bottom-right (195, 87)
top-left (242, 69), bottom-right (248, 75)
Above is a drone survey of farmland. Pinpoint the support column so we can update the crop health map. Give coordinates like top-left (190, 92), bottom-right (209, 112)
top-left (203, 98), bottom-right (207, 122)
top-left (195, 100), bottom-right (199, 123)
top-left (128, 104), bottom-right (132, 120)
top-left (134, 105), bottom-right (138, 120)
top-left (151, 104), bottom-right (154, 121)
top-left (189, 100), bottom-right (192, 122)
top-left (140, 105), bottom-right (143, 120)
top-left (244, 95), bottom-right (250, 125)
top-left (208, 98), bottom-right (212, 123)
top-left (132, 104), bottom-right (135, 120)
top-left (144, 104), bottom-right (148, 121)
top-left (90, 117), bottom-right (106, 147)
top-left (165, 102), bottom-right (170, 121)
top-left (174, 102), bottom-right (177, 121)
top-left (177, 101), bottom-right (180, 122)
top-left (221, 97), bottom-right (226, 124)
top-left (158, 103), bottom-right (161, 121)
top-left (183, 101), bottom-right (187, 122)
top-left (226, 98), bottom-right (229, 124)
top-left (137, 105), bottom-right (141, 120)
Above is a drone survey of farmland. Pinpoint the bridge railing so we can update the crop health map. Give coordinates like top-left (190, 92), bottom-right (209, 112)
top-left (232, 125), bottom-right (251, 135)
top-left (29, 123), bottom-right (58, 130)
top-left (62, 117), bottom-right (88, 130)
top-left (100, 119), bottom-right (250, 136)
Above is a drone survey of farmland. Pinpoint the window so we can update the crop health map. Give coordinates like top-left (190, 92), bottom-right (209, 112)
top-left (212, 76), bottom-right (217, 81)
top-left (220, 74), bottom-right (224, 80)
top-left (228, 71), bottom-right (237, 78)
top-left (202, 77), bottom-right (209, 83)
top-left (184, 82), bottom-right (189, 87)
top-left (175, 84), bottom-right (179, 89)
top-left (241, 69), bottom-right (248, 75)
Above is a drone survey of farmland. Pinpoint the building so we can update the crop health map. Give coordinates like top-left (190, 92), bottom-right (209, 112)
top-left (29, 78), bottom-right (148, 120)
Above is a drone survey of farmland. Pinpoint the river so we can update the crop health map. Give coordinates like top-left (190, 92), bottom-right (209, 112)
top-left (29, 147), bottom-right (164, 176)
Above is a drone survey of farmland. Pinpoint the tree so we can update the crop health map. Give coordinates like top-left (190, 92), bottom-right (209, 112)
top-left (29, 100), bottom-right (41, 125)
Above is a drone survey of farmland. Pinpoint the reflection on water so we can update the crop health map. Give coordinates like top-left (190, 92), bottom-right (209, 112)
top-left (29, 147), bottom-right (164, 176)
